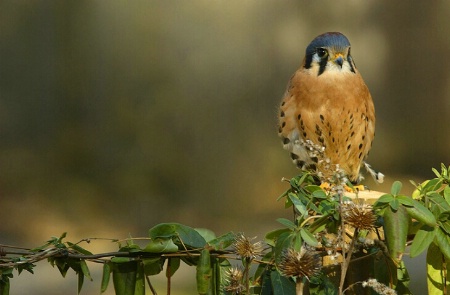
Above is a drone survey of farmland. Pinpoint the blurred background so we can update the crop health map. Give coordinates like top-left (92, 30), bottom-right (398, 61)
top-left (1, 1), bottom-right (449, 294)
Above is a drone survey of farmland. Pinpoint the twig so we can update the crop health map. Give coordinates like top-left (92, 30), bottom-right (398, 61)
top-left (296, 277), bottom-right (304, 295)
top-left (339, 228), bottom-right (359, 295)
top-left (166, 258), bottom-right (171, 295)
top-left (146, 275), bottom-right (158, 295)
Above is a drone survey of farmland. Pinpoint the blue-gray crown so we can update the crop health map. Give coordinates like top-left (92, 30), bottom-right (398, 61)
top-left (306, 32), bottom-right (351, 56)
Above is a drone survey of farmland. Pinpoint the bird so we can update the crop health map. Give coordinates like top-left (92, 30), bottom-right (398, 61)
top-left (278, 32), bottom-right (383, 186)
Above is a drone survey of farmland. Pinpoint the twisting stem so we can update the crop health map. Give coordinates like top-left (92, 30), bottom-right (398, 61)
top-left (146, 276), bottom-right (158, 295)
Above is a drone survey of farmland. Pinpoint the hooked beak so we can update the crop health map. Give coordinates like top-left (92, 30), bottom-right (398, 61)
top-left (334, 54), bottom-right (344, 67)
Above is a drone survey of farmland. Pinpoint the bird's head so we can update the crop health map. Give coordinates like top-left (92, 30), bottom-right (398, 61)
top-left (303, 32), bottom-right (356, 76)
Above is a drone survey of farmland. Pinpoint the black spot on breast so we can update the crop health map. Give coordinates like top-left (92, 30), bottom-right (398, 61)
top-left (320, 114), bottom-right (324, 122)
top-left (282, 122), bottom-right (286, 128)
top-left (359, 143), bottom-right (363, 150)
top-left (350, 131), bottom-right (355, 137)
top-left (281, 101), bottom-right (285, 106)
top-left (290, 153), bottom-right (299, 160)
top-left (302, 131), bottom-right (307, 138)
top-left (318, 136), bottom-right (324, 143)
top-left (311, 157), bottom-right (318, 163)
top-left (297, 160), bottom-right (306, 168)
top-left (298, 114), bottom-right (301, 120)
top-left (347, 144), bottom-right (351, 150)
top-left (315, 124), bottom-right (322, 136)
top-left (283, 138), bottom-right (290, 145)
top-left (280, 111), bottom-right (285, 117)
top-left (278, 126), bottom-right (282, 133)
top-left (359, 152), bottom-right (363, 159)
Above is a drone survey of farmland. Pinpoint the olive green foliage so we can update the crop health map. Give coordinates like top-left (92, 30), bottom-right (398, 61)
top-left (1, 165), bottom-right (450, 294)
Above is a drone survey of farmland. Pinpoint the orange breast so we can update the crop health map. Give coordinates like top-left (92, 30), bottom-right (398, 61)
top-left (278, 68), bottom-right (375, 183)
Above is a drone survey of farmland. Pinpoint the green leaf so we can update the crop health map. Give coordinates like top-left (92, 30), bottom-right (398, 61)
top-left (67, 242), bottom-right (93, 255)
top-left (276, 218), bottom-right (296, 229)
top-left (312, 188), bottom-right (328, 199)
top-left (432, 167), bottom-right (441, 178)
top-left (0, 277), bottom-right (10, 295)
top-left (142, 258), bottom-right (164, 276)
top-left (165, 258), bottom-right (180, 278)
top-left (391, 181), bottom-right (403, 196)
top-left (293, 231), bottom-right (302, 251)
top-left (423, 178), bottom-right (444, 193)
top-left (390, 198), bottom-right (400, 211)
top-left (300, 228), bottom-right (319, 247)
top-left (78, 272), bottom-right (84, 294)
top-left (404, 199), bottom-right (437, 227)
top-left (438, 211), bottom-right (450, 222)
top-left (439, 220), bottom-right (450, 235)
top-left (118, 243), bottom-right (141, 253)
top-left (112, 261), bottom-right (138, 295)
top-left (444, 186), bottom-right (450, 204)
top-left (395, 260), bottom-right (412, 294)
top-left (143, 238), bottom-right (178, 253)
top-left (396, 195), bottom-right (415, 207)
top-left (195, 228), bottom-right (216, 243)
top-left (100, 263), bottom-right (111, 293)
top-left (270, 270), bottom-right (296, 294)
top-left (79, 260), bottom-right (92, 281)
top-left (308, 273), bottom-right (338, 294)
top-left (375, 194), bottom-right (395, 205)
top-left (427, 242), bottom-right (450, 294)
top-left (134, 262), bottom-right (145, 295)
top-left (274, 232), bottom-right (295, 263)
top-left (305, 185), bottom-right (327, 199)
top-left (207, 232), bottom-right (235, 250)
top-left (53, 258), bottom-right (70, 277)
top-left (434, 228), bottom-right (450, 260)
top-left (148, 223), bottom-right (207, 249)
top-left (111, 257), bottom-right (134, 263)
top-left (265, 228), bottom-right (291, 247)
top-left (309, 213), bottom-right (333, 234)
top-left (288, 194), bottom-right (307, 216)
top-left (277, 189), bottom-right (290, 201)
top-left (210, 257), bottom-right (231, 295)
top-left (382, 205), bottom-right (410, 263)
top-left (196, 249), bottom-right (212, 295)
top-left (410, 225), bottom-right (435, 258)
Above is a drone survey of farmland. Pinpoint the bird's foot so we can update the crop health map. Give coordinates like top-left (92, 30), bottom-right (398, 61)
top-left (319, 182), bottom-right (365, 193)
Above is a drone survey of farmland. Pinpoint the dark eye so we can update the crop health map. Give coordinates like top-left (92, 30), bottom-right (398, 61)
top-left (317, 48), bottom-right (328, 58)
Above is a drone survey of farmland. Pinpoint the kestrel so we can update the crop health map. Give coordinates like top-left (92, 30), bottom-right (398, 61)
top-left (278, 32), bottom-right (383, 185)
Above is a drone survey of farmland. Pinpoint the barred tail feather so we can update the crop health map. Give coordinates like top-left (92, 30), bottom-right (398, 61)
top-left (364, 162), bottom-right (384, 183)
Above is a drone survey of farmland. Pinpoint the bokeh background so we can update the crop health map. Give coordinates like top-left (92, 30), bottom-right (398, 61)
top-left (1, 1), bottom-right (449, 294)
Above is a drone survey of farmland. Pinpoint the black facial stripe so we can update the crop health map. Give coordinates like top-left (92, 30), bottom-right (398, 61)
top-left (318, 57), bottom-right (327, 76)
top-left (348, 55), bottom-right (356, 73)
top-left (304, 54), bottom-right (313, 69)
